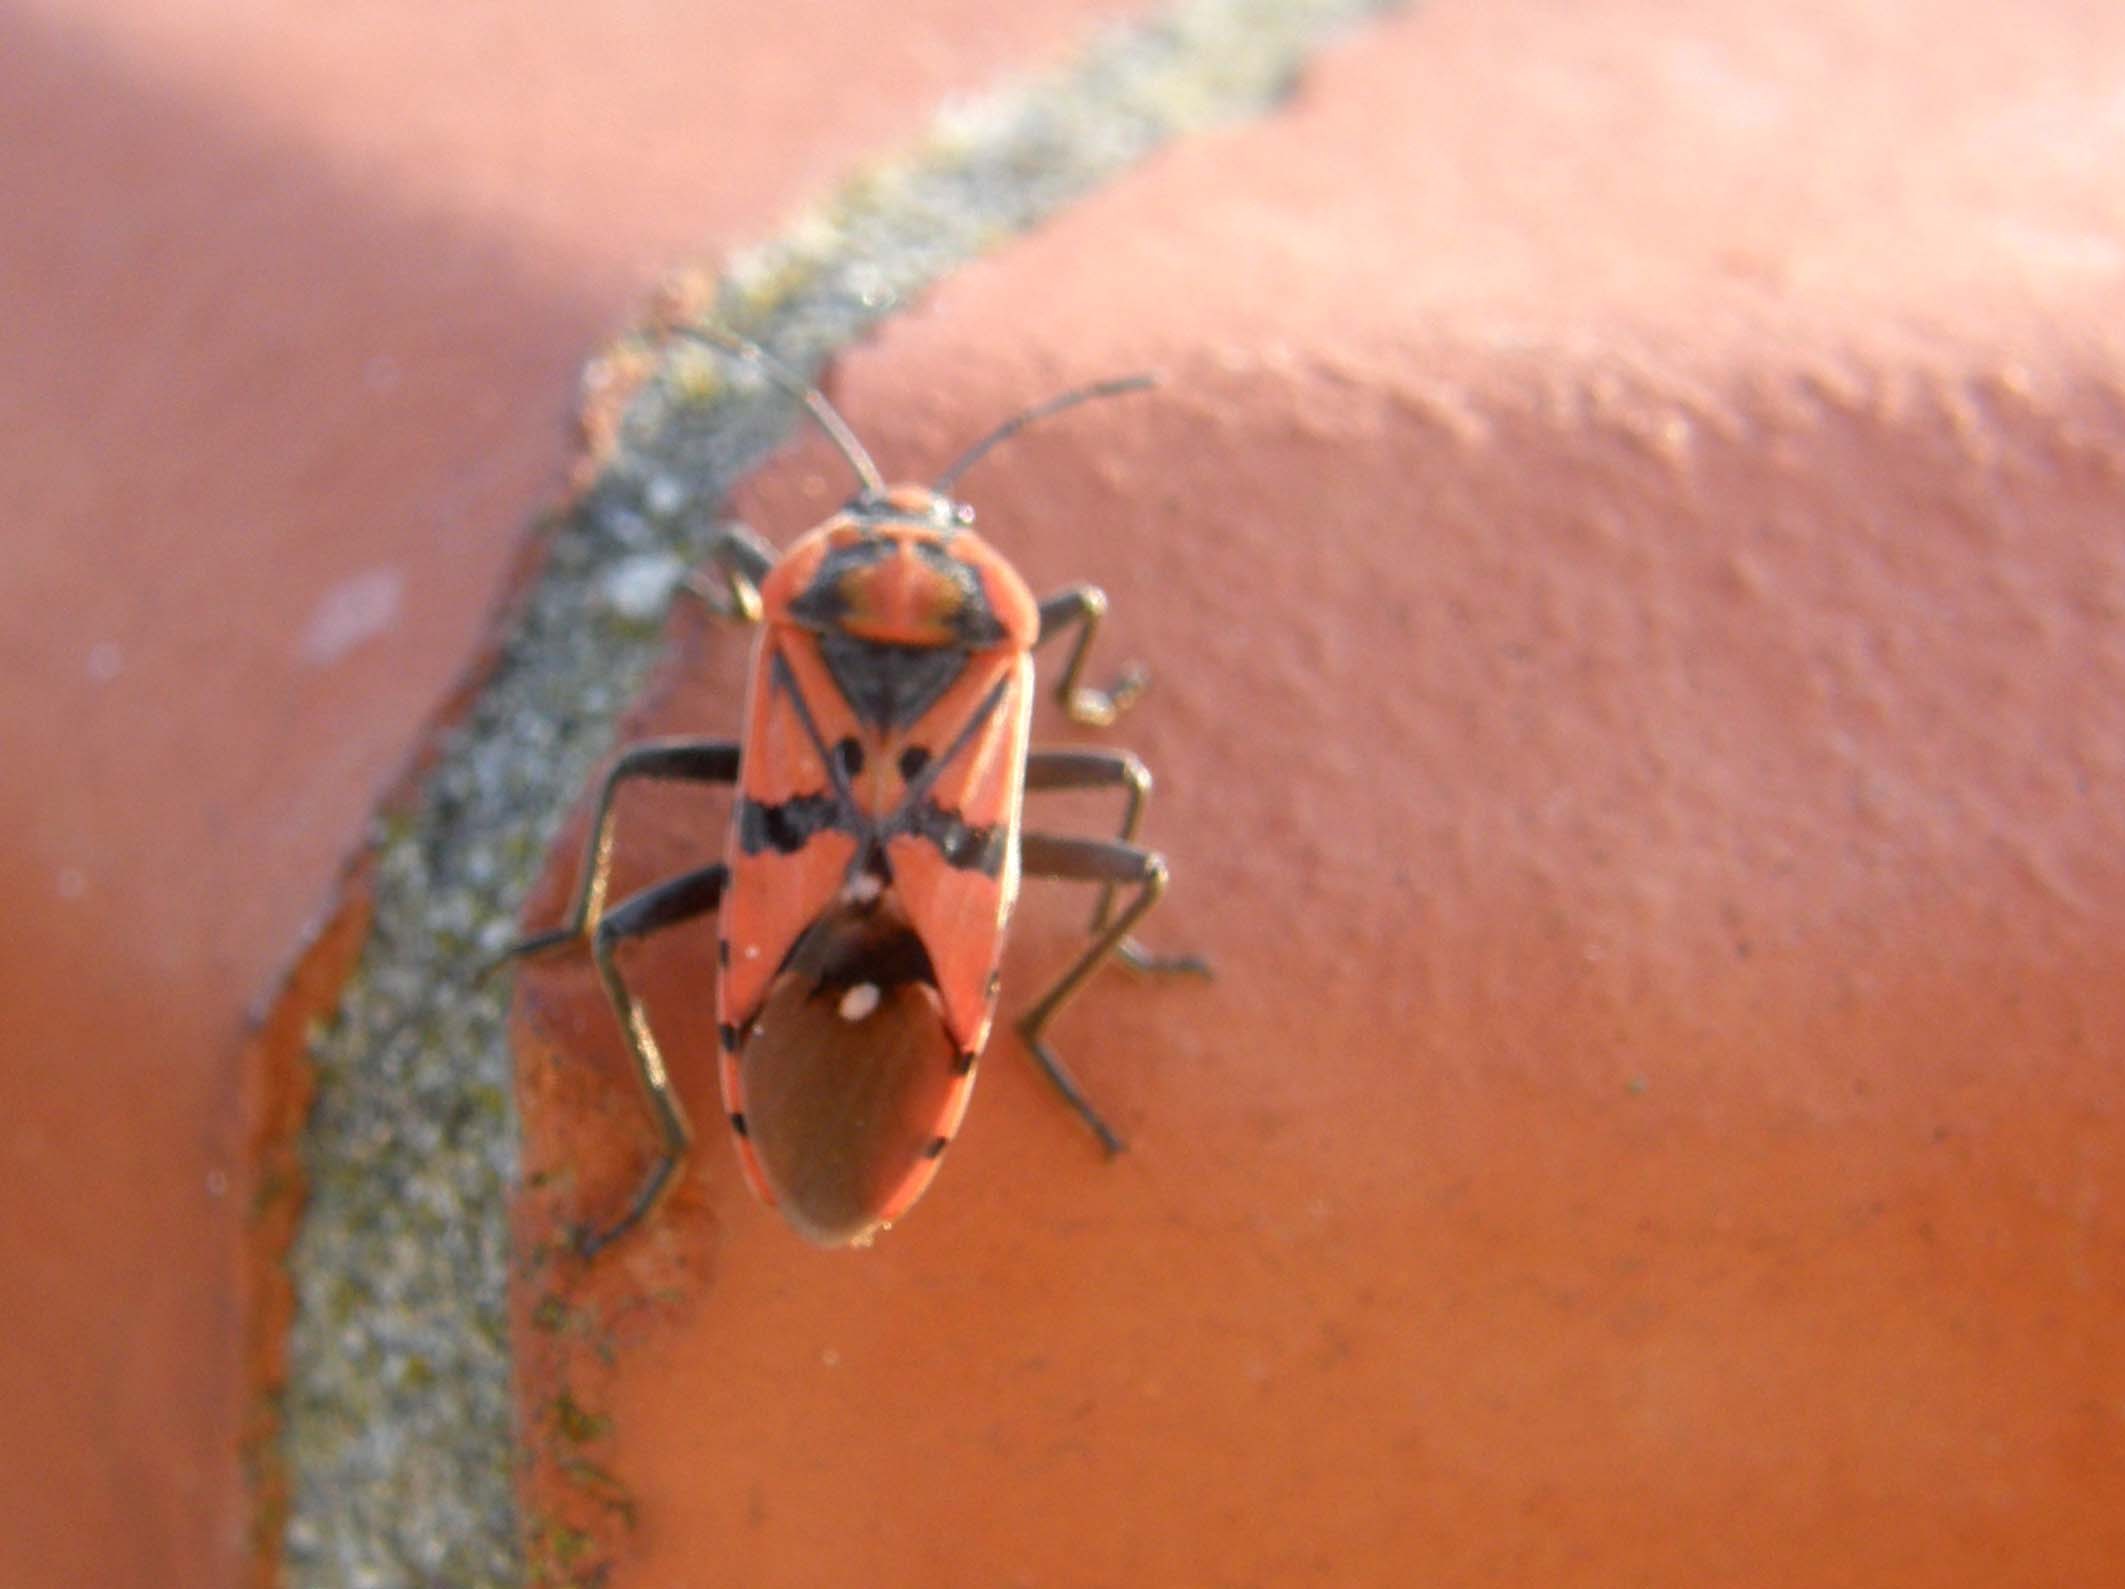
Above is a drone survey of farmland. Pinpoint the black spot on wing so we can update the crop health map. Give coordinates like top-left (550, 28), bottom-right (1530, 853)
top-left (738, 791), bottom-right (847, 855)
top-left (900, 801), bottom-right (1006, 876)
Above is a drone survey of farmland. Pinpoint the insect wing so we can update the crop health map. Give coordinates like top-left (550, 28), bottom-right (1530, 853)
top-left (718, 628), bottom-right (860, 1032)
top-left (887, 648), bottom-right (1031, 1057)
top-left (714, 623), bottom-right (1031, 1241)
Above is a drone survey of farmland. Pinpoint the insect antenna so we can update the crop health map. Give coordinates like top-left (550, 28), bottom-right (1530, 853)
top-left (669, 324), bottom-right (888, 500)
top-left (933, 374), bottom-right (1157, 496)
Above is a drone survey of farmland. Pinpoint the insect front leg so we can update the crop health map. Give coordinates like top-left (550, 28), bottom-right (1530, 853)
top-left (682, 521), bottom-right (778, 624)
top-left (577, 863), bottom-right (729, 1255)
top-left (501, 738), bottom-right (739, 963)
top-left (1036, 584), bottom-right (1146, 727)
top-left (1014, 832), bottom-right (1198, 1155)
top-left (1023, 748), bottom-right (1212, 973)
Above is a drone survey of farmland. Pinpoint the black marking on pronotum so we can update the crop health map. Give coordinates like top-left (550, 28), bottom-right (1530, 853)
top-left (897, 746), bottom-right (930, 783)
top-left (729, 1111), bottom-right (749, 1137)
top-left (924, 1136), bottom-right (950, 1159)
top-left (738, 792), bottom-right (846, 856)
top-left (834, 736), bottom-right (865, 777)
top-left (790, 533), bottom-right (1007, 652)
top-left (718, 1023), bottom-right (740, 1051)
top-left (913, 542), bottom-right (1008, 647)
top-left (786, 536), bottom-right (891, 629)
top-left (817, 632), bottom-right (969, 732)
top-left (900, 801), bottom-right (1006, 876)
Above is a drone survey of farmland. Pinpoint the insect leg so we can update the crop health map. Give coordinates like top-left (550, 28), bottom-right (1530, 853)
top-left (501, 739), bottom-right (739, 963)
top-left (579, 862), bottom-right (729, 1256)
top-left (1014, 833), bottom-right (1187, 1155)
top-left (1022, 749), bottom-right (1211, 974)
top-left (1035, 584), bottom-right (1147, 727)
top-left (682, 522), bottom-right (778, 624)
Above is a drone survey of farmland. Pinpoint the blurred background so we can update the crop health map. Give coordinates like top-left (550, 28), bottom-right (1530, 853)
top-left (7, 2), bottom-right (2123, 1586)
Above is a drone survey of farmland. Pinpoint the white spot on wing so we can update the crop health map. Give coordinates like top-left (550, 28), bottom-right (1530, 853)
top-left (839, 983), bottom-right (880, 1023)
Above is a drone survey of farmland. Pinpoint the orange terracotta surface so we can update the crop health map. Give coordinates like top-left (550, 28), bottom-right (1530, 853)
top-left (0, 1), bottom-right (1144, 1584)
top-left (513, 3), bottom-right (2125, 1586)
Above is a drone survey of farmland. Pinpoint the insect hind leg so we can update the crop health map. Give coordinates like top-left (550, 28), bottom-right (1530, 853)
top-left (1014, 832), bottom-right (1199, 1155)
top-left (576, 862), bottom-right (729, 1256)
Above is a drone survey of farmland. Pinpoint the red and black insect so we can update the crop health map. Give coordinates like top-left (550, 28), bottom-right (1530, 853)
top-left (510, 328), bottom-right (1207, 1252)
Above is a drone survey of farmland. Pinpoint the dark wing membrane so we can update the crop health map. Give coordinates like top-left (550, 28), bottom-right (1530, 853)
top-left (735, 901), bottom-right (964, 1246)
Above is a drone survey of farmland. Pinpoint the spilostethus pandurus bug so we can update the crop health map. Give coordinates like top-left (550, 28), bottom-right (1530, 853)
top-left (506, 328), bottom-right (1209, 1252)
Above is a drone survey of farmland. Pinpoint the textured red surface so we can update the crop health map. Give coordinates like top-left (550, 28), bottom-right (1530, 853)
top-left (0, 1), bottom-right (1141, 1584)
top-left (513, 3), bottom-right (2125, 1585)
